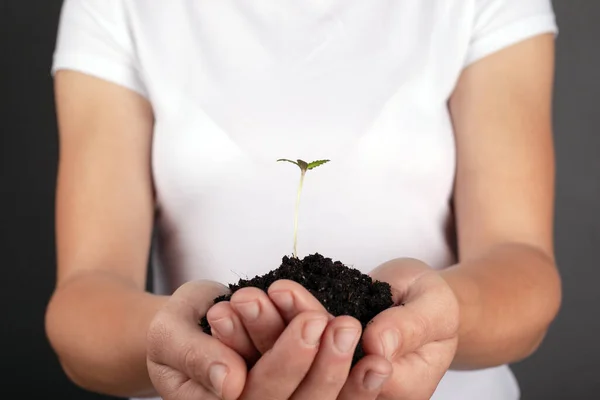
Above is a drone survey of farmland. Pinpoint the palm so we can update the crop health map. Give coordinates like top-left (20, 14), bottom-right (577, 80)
top-left (362, 259), bottom-right (460, 399)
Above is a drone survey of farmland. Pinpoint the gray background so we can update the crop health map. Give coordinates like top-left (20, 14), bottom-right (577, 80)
top-left (511, 1), bottom-right (600, 398)
top-left (1, 0), bottom-right (598, 398)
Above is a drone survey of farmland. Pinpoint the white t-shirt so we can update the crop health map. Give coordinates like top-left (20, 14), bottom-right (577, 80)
top-left (52, 1), bottom-right (558, 399)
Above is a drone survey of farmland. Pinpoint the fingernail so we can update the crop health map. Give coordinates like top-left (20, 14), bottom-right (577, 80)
top-left (334, 328), bottom-right (360, 354)
top-left (235, 300), bottom-right (260, 322)
top-left (381, 329), bottom-right (399, 360)
top-left (303, 317), bottom-right (328, 346)
top-left (211, 317), bottom-right (234, 337)
top-left (363, 371), bottom-right (388, 391)
top-left (208, 363), bottom-right (229, 396)
top-left (270, 291), bottom-right (294, 312)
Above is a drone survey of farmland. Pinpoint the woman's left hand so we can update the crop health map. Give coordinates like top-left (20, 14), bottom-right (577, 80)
top-left (205, 258), bottom-right (459, 399)
top-left (361, 258), bottom-right (459, 399)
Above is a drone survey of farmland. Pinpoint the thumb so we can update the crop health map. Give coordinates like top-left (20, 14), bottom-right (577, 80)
top-left (361, 302), bottom-right (431, 361)
top-left (364, 260), bottom-right (458, 360)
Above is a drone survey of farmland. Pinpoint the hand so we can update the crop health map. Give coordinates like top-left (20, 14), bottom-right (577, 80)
top-left (206, 258), bottom-right (458, 400)
top-left (205, 280), bottom-right (394, 399)
top-left (362, 259), bottom-right (460, 399)
top-left (147, 280), bottom-right (391, 400)
top-left (146, 280), bottom-right (247, 399)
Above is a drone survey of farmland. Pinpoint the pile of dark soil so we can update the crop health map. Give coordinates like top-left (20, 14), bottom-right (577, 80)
top-left (200, 253), bottom-right (394, 366)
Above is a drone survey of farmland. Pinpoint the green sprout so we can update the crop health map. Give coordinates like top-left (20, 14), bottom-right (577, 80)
top-left (277, 158), bottom-right (330, 258)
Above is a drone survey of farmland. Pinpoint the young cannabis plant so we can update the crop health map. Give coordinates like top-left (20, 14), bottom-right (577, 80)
top-left (277, 158), bottom-right (330, 258)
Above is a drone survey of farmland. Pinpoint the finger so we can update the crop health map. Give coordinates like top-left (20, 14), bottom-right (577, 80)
top-left (365, 265), bottom-right (459, 359)
top-left (268, 279), bottom-right (331, 322)
top-left (166, 279), bottom-right (231, 323)
top-left (147, 363), bottom-right (221, 400)
top-left (337, 354), bottom-right (392, 400)
top-left (240, 311), bottom-right (329, 400)
top-left (148, 310), bottom-right (247, 400)
top-left (229, 287), bottom-right (287, 354)
top-left (206, 301), bottom-right (260, 364)
top-left (377, 339), bottom-right (457, 399)
top-left (147, 281), bottom-right (247, 400)
top-left (290, 316), bottom-right (361, 400)
top-left (369, 258), bottom-right (434, 300)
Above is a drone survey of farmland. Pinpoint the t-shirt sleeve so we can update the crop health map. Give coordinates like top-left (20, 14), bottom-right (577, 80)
top-left (464, 0), bottom-right (558, 67)
top-left (51, 0), bottom-right (148, 98)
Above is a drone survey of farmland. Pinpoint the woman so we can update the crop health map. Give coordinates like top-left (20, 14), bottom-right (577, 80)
top-left (45, 0), bottom-right (562, 399)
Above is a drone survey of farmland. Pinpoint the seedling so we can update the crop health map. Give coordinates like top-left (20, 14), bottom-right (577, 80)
top-left (277, 158), bottom-right (330, 258)
top-left (200, 157), bottom-right (394, 368)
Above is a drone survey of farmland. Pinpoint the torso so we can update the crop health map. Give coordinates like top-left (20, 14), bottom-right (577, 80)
top-left (133, 0), bottom-right (470, 287)
top-left (124, 1), bottom-right (518, 398)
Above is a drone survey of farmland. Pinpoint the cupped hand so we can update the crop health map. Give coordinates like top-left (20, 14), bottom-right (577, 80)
top-left (206, 280), bottom-right (394, 399)
top-left (362, 258), bottom-right (460, 399)
top-left (147, 279), bottom-right (391, 400)
top-left (146, 280), bottom-right (247, 399)
top-left (208, 258), bottom-right (460, 400)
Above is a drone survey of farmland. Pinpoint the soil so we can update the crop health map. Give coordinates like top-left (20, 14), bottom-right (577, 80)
top-left (200, 253), bottom-right (395, 366)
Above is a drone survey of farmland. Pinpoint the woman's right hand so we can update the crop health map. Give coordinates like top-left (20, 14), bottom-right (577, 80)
top-left (146, 280), bottom-right (391, 400)
top-left (146, 280), bottom-right (247, 399)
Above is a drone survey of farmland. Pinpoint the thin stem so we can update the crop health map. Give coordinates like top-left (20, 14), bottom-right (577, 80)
top-left (293, 169), bottom-right (306, 258)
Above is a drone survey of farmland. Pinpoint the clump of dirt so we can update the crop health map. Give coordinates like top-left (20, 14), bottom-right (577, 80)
top-left (200, 253), bottom-right (394, 366)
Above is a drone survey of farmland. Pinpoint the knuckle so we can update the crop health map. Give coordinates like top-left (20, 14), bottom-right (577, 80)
top-left (395, 310), bottom-right (431, 353)
top-left (148, 362), bottom-right (173, 388)
top-left (182, 344), bottom-right (206, 379)
top-left (320, 371), bottom-right (347, 387)
top-left (182, 345), bottom-right (198, 374)
top-left (147, 316), bottom-right (172, 361)
top-left (445, 311), bottom-right (460, 337)
top-left (333, 315), bottom-right (362, 328)
top-left (440, 289), bottom-right (460, 337)
top-left (230, 286), bottom-right (265, 304)
top-left (297, 310), bottom-right (329, 323)
top-left (147, 363), bottom-right (187, 400)
top-left (408, 310), bottom-right (429, 341)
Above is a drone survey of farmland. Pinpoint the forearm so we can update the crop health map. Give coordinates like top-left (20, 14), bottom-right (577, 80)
top-left (439, 242), bottom-right (562, 370)
top-left (45, 271), bottom-right (169, 397)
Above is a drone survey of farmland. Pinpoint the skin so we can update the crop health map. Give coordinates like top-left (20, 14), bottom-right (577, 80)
top-left (443, 31), bottom-right (561, 369)
top-left (45, 33), bottom-right (561, 399)
top-left (205, 268), bottom-right (458, 400)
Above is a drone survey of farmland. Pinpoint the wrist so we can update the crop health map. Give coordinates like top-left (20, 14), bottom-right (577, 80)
top-left (437, 266), bottom-right (482, 359)
top-left (436, 243), bottom-right (561, 369)
top-left (46, 273), bottom-right (168, 397)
